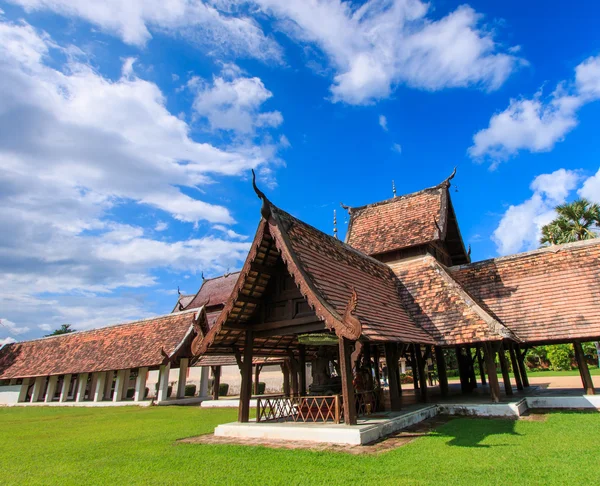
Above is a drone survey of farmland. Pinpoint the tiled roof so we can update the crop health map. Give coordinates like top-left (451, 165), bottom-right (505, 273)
top-left (171, 294), bottom-right (194, 313)
top-left (390, 255), bottom-right (517, 345)
top-left (0, 309), bottom-right (201, 379)
top-left (345, 186), bottom-right (443, 256)
top-left (182, 272), bottom-right (240, 311)
top-left (450, 239), bottom-right (600, 344)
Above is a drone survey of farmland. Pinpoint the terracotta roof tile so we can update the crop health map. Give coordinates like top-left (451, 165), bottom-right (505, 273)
top-left (390, 255), bottom-right (515, 345)
top-left (450, 239), bottom-right (600, 344)
top-left (346, 186), bottom-right (443, 256)
top-left (0, 310), bottom-right (200, 379)
top-left (171, 294), bottom-right (194, 313)
top-left (183, 272), bottom-right (240, 311)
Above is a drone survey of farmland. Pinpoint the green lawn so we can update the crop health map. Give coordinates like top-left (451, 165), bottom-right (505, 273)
top-left (1, 407), bottom-right (599, 485)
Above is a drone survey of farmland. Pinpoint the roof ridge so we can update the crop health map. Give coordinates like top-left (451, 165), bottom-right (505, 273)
top-left (449, 237), bottom-right (600, 271)
top-left (9, 308), bottom-right (200, 345)
top-left (345, 184), bottom-right (443, 213)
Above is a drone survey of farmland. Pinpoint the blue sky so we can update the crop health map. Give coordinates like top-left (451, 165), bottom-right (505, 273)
top-left (1, 0), bottom-right (599, 343)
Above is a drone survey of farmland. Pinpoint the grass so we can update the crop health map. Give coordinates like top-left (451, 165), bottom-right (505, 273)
top-left (1, 406), bottom-right (599, 485)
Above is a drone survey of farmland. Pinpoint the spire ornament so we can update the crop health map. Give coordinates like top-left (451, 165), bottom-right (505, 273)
top-left (392, 180), bottom-right (397, 197)
top-left (333, 209), bottom-right (338, 239)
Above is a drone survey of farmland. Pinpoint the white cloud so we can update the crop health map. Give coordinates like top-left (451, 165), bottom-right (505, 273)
top-left (0, 337), bottom-right (17, 347)
top-left (578, 167), bottom-right (600, 203)
top-left (212, 224), bottom-right (249, 240)
top-left (253, 0), bottom-right (522, 104)
top-left (391, 143), bottom-right (402, 154)
top-left (154, 221), bottom-right (169, 232)
top-left (38, 324), bottom-right (52, 332)
top-left (379, 114), bottom-right (388, 131)
top-left (0, 318), bottom-right (30, 335)
top-left (492, 169), bottom-right (581, 255)
top-left (469, 55), bottom-right (600, 164)
top-left (190, 67), bottom-right (283, 134)
top-left (7, 0), bottom-right (282, 61)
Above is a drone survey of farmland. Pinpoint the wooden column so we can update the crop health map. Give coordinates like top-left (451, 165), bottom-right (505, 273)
top-left (515, 347), bottom-right (530, 387)
top-left (456, 347), bottom-right (470, 394)
top-left (476, 345), bottom-right (487, 385)
top-left (574, 341), bottom-right (595, 395)
top-left (253, 364), bottom-right (262, 396)
top-left (483, 343), bottom-right (500, 403)
top-left (467, 348), bottom-right (478, 390)
top-left (498, 344), bottom-right (513, 396)
top-left (415, 346), bottom-right (428, 403)
top-left (384, 343), bottom-right (402, 411)
top-left (508, 344), bottom-right (523, 390)
top-left (435, 346), bottom-right (449, 397)
top-left (372, 345), bottom-right (381, 386)
top-left (339, 337), bottom-right (357, 425)
top-left (410, 344), bottom-right (419, 390)
top-left (280, 363), bottom-right (290, 396)
top-left (299, 344), bottom-right (307, 396)
top-left (211, 366), bottom-right (221, 400)
top-left (238, 330), bottom-right (254, 423)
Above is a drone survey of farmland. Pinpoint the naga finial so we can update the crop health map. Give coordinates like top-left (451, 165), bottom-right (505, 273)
top-left (333, 209), bottom-right (338, 239)
top-left (201, 271), bottom-right (205, 281)
top-left (251, 169), bottom-right (272, 219)
top-left (467, 244), bottom-right (472, 257)
top-left (177, 285), bottom-right (181, 296)
top-left (340, 202), bottom-right (351, 214)
top-left (442, 167), bottom-right (457, 188)
top-left (392, 180), bottom-right (397, 197)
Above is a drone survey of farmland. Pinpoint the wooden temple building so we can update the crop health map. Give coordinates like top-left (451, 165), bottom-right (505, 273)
top-left (1, 170), bottom-right (599, 426)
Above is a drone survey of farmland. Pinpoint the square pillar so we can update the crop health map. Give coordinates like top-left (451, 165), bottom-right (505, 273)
top-left (93, 372), bottom-right (107, 402)
top-left (177, 359), bottom-right (189, 399)
top-left (238, 330), bottom-right (254, 423)
top-left (18, 378), bottom-right (31, 403)
top-left (60, 374), bottom-right (72, 402)
top-left (104, 371), bottom-right (114, 400)
top-left (483, 343), bottom-right (500, 403)
top-left (157, 363), bottom-right (171, 402)
top-left (384, 343), bottom-right (402, 411)
top-left (113, 369), bottom-right (127, 402)
top-left (30, 377), bottom-right (45, 403)
top-left (45, 376), bottom-right (58, 403)
top-left (498, 344), bottom-right (513, 396)
top-left (435, 346), bottom-right (449, 397)
top-left (299, 345), bottom-right (307, 396)
top-left (574, 341), bottom-right (595, 395)
top-left (199, 366), bottom-right (210, 397)
top-left (76, 373), bottom-right (89, 402)
top-left (134, 367), bottom-right (148, 401)
top-left (339, 337), bottom-right (357, 425)
top-left (211, 366), bottom-right (221, 400)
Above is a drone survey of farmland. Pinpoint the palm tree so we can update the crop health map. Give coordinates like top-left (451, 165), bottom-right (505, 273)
top-left (540, 198), bottom-right (600, 246)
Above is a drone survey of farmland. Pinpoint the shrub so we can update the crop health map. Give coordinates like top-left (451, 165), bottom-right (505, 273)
top-left (547, 344), bottom-right (573, 371)
top-left (219, 383), bottom-right (229, 396)
top-left (257, 382), bottom-right (266, 395)
top-left (184, 384), bottom-right (196, 397)
top-left (399, 373), bottom-right (413, 384)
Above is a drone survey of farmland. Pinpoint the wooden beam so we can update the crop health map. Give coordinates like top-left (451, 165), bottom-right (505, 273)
top-left (249, 262), bottom-right (275, 276)
top-left (254, 321), bottom-right (326, 338)
top-left (238, 330), bottom-right (254, 423)
top-left (211, 366), bottom-right (221, 400)
top-left (573, 341), bottom-right (595, 395)
top-left (298, 345), bottom-right (306, 396)
top-left (237, 294), bottom-right (262, 306)
top-left (498, 344), bottom-right (513, 396)
top-left (483, 342), bottom-right (500, 403)
top-left (232, 346), bottom-right (243, 371)
top-left (435, 346), bottom-right (449, 397)
top-left (508, 344), bottom-right (523, 391)
top-left (385, 343), bottom-right (402, 411)
top-left (339, 337), bottom-right (357, 425)
top-left (476, 345), bottom-right (487, 385)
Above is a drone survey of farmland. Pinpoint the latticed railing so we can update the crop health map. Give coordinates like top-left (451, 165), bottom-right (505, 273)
top-left (355, 389), bottom-right (382, 416)
top-left (256, 395), bottom-right (341, 424)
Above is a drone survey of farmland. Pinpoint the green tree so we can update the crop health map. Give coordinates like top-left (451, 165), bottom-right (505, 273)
top-left (45, 324), bottom-right (75, 337)
top-left (540, 198), bottom-right (600, 246)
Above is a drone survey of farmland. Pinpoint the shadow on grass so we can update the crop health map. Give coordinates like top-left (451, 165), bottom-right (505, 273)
top-left (434, 418), bottom-right (521, 448)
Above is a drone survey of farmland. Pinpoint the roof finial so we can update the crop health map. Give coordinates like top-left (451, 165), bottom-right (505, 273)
top-left (392, 180), bottom-right (397, 197)
top-left (467, 244), bottom-right (472, 257)
top-left (201, 271), bottom-right (205, 281)
top-left (177, 285), bottom-right (181, 296)
top-left (340, 202), bottom-right (351, 214)
top-left (251, 169), bottom-right (272, 219)
top-left (442, 167), bottom-right (457, 188)
top-left (333, 209), bottom-right (338, 239)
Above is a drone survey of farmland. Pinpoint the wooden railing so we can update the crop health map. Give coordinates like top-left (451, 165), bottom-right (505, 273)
top-left (256, 395), bottom-right (341, 424)
top-left (355, 389), bottom-right (382, 416)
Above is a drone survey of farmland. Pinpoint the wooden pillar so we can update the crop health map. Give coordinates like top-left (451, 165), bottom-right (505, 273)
top-left (435, 346), bottom-right (449, 397)
top-left (299, 345), bottom-right (306, 396)
top-left (45, 375), bottom-right (58, 403)
top-left (515, 347), bottom-right (530, 387)
top-left (372, 345), bottom-right (381, 386)
top-left (280, 363), bottom-right (290, 396)
top-left (134, 368), bottom-right (148, 401)
top-left (290, 363), bottom-right (299, 396)
top-left (456, 347), bottom-right (470, 394)
top-left (411, 344), bottom-right (419, 390)
top-left (574, 341), bottom-right (595, 395)
top-left (238, 330), bottom-right (254, 423)
top-left (483, 343), bottom-right (500, 403)
top-left (211, 366), bottom-right (221, 400)
top-left (177, 358), bottom-right (189, 399)
top-left (339, 337), bottom-right (357, 425)
top-left (476, 345), bottom-right (487, 385)
top-left (94, 372), bottom-right (107, 402)
top-left (508, 345), bottom-right (523, 391)
top-left (498, 344), bottom-right (513, 396)
top-left (253, 364), bottom-right (262, 396)
top-left (467, 348), bottom-right (478, 389)
top-left (384, 343), bottom-right (402, 411)
top-left (415, 346), bottom-right (428, 403)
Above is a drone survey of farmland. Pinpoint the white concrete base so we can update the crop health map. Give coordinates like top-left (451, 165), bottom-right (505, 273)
top-left (526, 395), bottom-right (600, 410)
top-left (8, 399), bottom-right (153, 408)
top-left (201, 399), bottom-right (258, 409)
top-left (155, 396), bottom-right (208, 406)
top-left (438, 399), bottom-right (528, 418)
top-left (0, 385), bottom-right (22, 405)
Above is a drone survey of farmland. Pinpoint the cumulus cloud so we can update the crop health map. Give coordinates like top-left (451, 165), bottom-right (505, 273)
top-left (0, 318), bottom-right (30, 335)
top-left (469, 55), bottom-right (600, 165)
top-left (252, 0), bottom-right (522, 104)
top-left (492, 169), bottom-right (585, 255)
top-left (0, 19), bottom-right (277, 338)
top-left (578, 167), bottom-right (600, 202)
top-left (379, 114), bottom-right (388, 131)
top-left (7, 0), bottom-right (282, 61)
top-left (391, 143), bottom-right (402, 154)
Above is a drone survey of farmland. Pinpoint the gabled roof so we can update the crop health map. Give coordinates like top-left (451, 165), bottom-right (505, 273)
top-left (345, 174), bottom-right (469, 265)
top-left (450, 239), bottom-right (600, 344)
top-left (197, 178), bottom-right (434, 356)
top-left (171, 294), bottom-right (194, 313)
top-left (390, 255), bottom-right (518, 345)
top-left (0, 309), bottom-right (203, 379)
top-left (180, 272), bottom-right (240, 312)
